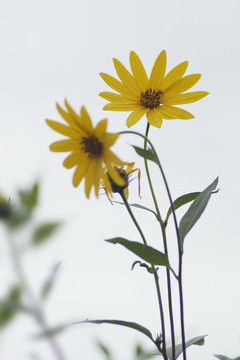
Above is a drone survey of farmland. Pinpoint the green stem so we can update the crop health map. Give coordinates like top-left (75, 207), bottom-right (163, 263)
top-left (143, 123), bottom-right (176, 360)
top-left (120, 191), bottom-right (167, 359)
top-left (7, 232), bottom-right (65, 360)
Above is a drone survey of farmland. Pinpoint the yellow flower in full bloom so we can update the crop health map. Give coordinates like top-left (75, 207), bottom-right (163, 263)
top-left (99, 51), bottom-right (209, 128)
top-left (46, 100), bottom-right (125, 198)
top-left (102, 162), bottom-right (141, 204)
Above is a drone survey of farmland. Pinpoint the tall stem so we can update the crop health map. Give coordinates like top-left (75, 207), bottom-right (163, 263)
top-left (7, 232), bottom-right (65, 360)
top-left (120, 192), bottom-right (167, 359)
top-left (143, 123), bottom-right (176, 360)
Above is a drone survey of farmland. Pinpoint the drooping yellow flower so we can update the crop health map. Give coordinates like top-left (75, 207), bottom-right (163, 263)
top-left (46, 100), bottom-right (125, 198)
top-left (99, 51), bottom-right (209, 128)
top-left (102, 162), bottom-right (141, 204)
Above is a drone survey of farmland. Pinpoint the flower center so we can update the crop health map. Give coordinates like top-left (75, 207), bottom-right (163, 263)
top-left (140, 88), bottom-right (163, 109)
top-left (108, 168), bottom-right (128, 193)
top-left (81, 135), bottom-right (103, 158)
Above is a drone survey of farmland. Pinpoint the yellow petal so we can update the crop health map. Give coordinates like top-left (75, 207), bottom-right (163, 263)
top-left (146, 109), bottom-right (163, 128)
top-left (80, 106), bottom-right (93, 134)
top-left (99, 73), bottom-right (137, 100)
top-left (161, 61), bottom-right (188, 90)
top-left (163, 74), bottom-right (201, 97)
top-left (162, 91), bottom-right (209, 105)
top-left (129, 51), bottom-right (149, 91)
top-left (95, 119), bottom-right (107, 138)
top-left (84, 160), bottom-right (96, 198)
top-left (103, 149), bottom-right (124, 167)
top-left (103, 133), bottom-right (119, 147)
top-left (72, 155), bottom-right (89, 187)
top-left (46, 120), bottom-right (79, 138)
top-left (104, 160), bottom-right (125, 186)
top-left (99, 92), bottom-right (135, 103)
top-left (56, 103), bottom-right (80, 130)
top-left (159, 105), bottom-right (194, 120)
top-left (93, 161), bottom-right (103, 197)
top-left (113, 58), bottom-right (140, 96)
top-left (149, 50), bottom-right (167, 89)
top-left (50, 139), bottom-right (80, 152)
top-left (103, 103), bottom-right (141, 111)
top-left (63, 151), bottom-right (83, 169)
top-left (126, 107), bottom-right (149, 128)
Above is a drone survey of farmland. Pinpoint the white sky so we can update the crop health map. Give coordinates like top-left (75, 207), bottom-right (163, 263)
top-left (0, 0), bottom-right (240, 359)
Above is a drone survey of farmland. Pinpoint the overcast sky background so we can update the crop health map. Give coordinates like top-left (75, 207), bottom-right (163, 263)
top-left (0, 0), bottom-right (240, 359)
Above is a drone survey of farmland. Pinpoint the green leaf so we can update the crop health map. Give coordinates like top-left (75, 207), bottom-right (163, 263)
top-left (32, 222), bottom-right (61, 246)
top-left (179, 178), bottom-right (218, 248)
top-left (113, 201), bottom-right (158, 218)
top-left (33, 325), bottom-right (65, 339)
top-left (40, 262), bottom-right (61, 301)
top-left (18, 181), bottom-right (39, 212)
top-left (165, 192), bottom-right (200, 224)
top-left (167, 335), bottom-right (207, 360)
top-left (106, 238), bottom-right (169, 268)
top-left (76, 319), bottom-right (154, 343)
top-left (133, 146), bottom-right (158, 164)
top-left (0, 286), bottom-right (22, 328)
top-left (96, 341), bottom-right (112, 360)
top-left (214, 355), bottom-right (240, 360)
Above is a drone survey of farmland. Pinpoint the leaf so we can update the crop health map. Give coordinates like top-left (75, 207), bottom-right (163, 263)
top-left (106, 238), bottom-right (169, 268)
top-left (40, 262), bottom-right (61, 301)
top-left (33, 325), bottom-right (65, 339)
top-left (96, 341), bottom-right (112, 360)
top-left (0, 286), bottom-right (22, 328)
top-left (165, 192), bottom-right (200, 224)
top-left (167, 335), bottom-right (207, 360)
top-left (113, 201), bottom-right (158, 219)
top-left (32, 222), bottom-right (61, 246)
top-left (74, 319), bottom-right (154, 343)
top-left (179, 177), bottom-right (218, 248)
top-left (214, 355), bottom-right (240, 360)
top-left (19, 181), bottom-right (39, 212)
top-left (132, 146), bottom-right (158, 164)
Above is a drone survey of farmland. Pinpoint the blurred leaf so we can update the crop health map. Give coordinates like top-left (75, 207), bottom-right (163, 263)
top-left (77, 319), bottom-right (155, 343)
top-left (106, 238), bottom-right (169, 268)
top-left (18, 181), bottom-right (39, 212)
top-left (32, 222), bottom-right (61, 246)
top-left (167, 335), bottom-right (207, 360)
top-left (40, 262), bottom-right (61, 301)
top-left (33, 325), bottom-right (65, 339)
top-left (214, 355), bottom-right (240, 360)
top-left (165, 192), bottom-right (200, 224)
top-left (96, 340), bottom-right (112, 360)
top-left (133, 146), bottom-right (158, 164)
top-left (0, 285), bottom-right (22, 328)
top-left (179, 178), bottom-right (218, 248)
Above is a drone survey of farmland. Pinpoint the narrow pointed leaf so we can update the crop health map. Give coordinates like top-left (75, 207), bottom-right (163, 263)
top-left (32, 222), bottom-right (61, 246)
top-left (96, 341), bottom-right (112, 360)
top-left (132, 146), bottom-right (158, 164)
top-left (179, 177), bottom-right (218, 247)
top-left (40, 262), bottom-right (61, 301)
top-left (75, 319), bottom-right (154, 342)
top-left (165, 192), bottom-right (200, 223)
top-left (0, 286), bottom-right (22, 328)
top-left (113, 201), bottom-right (158, 218)
top-left (106, 238), bottom-right (169, 268)
top-left (167, 335), bottom-right (207, 360)
top-left (214, 356), bottom-right (240, 360)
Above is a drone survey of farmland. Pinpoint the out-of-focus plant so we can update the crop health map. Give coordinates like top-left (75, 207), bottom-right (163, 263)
top-left (0, 182), bottom-right (65, 360)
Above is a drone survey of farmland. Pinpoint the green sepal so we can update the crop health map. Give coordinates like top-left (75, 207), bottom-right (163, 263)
top-left (179, 177), bottom-right (218, 249)
top-left (106, 238), bottom-right (170, 268)
top-left (132, 146), bottom-right (158, 164)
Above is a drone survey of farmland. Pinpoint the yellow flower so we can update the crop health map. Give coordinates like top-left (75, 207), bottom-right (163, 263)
top-left (99, 50), bottom-right (209, 128)
top-left (102, 162), bottom-right (141, 204)
top-left (46, 100), bottom-right (125, 198)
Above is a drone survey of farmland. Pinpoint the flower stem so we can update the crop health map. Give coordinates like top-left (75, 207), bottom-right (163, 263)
top-left (120, 191), bottom-right (167, 359)
top-left (143, 123), bottom-right (176, 360)
top-left (7, 231), bottom-right (65, 360)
